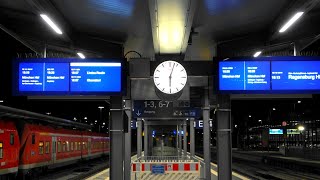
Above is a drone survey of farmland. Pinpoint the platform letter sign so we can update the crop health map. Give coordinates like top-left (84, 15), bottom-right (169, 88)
top-left (152, 165), bottom-right (165, 174)
top-left (14, 58), bottom-right (124, 96)
top-left (269, 129), bottom-right (283, 135)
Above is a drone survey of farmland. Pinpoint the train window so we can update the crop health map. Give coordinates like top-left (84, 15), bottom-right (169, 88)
top-left (58, 141), bottom-right (61, 153)
top-left (10, 133), bottom-right (14, 145)
top-left (78, 142), bottom-right (81, 151)
top-left (71, 142), bottom-right (73, 151)
top-left (53, 142), bottom-right (56, 153)
top-left (66, 141), bottom-right (69, 152)
top-left (74, 142), bottom-right (77, 151)
top-left (32, 134), bottom-right (35, 144)
top-left (45, 142), bottom-right (50, 154)
top-left (0, 142), bottom-right (3, 159)
top-left (39, 142), bottom-right (44, 155)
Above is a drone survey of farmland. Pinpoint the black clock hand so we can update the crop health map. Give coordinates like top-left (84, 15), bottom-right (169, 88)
top-left (169, 64), bottom-right (175, 88)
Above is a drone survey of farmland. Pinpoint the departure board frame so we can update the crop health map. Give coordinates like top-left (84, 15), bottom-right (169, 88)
top-left (218, 56), bottom-right (320, 94)
top-left (12, 58), bottom-right (127, 96)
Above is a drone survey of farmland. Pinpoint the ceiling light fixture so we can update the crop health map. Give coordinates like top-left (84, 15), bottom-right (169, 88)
top-left (77, 52), bottom-right (85, 59)
top-left (279, 12), bottom-right (304, 33)
top-left (253, 51), bottom-right (262, 57)
top-left (40, 14), bottom-right (63, 35)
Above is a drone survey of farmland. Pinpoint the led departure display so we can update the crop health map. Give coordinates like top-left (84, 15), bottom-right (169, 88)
top-left (269, 129), bottom-right (283, 135)
top-left (219, 58), bottom-right (320, 93)
top-left (272, 61), bottom-right (320, 90)
top-left (219, 61), bottom-right (270, 90)
top-left (15, 58), bottom-right (123, 95)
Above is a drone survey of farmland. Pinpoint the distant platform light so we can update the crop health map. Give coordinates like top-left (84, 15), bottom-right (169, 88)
top-left (103, 122), bottom-right (106, 125)
top-left (77, 52), bottom-right (86, 59)
top-left (279, 12), bottom-right (304, 33)
top-left (98, 106), bottom-right (104, 109)
top-left (273, 108), bottom-right (276, 111)
top-left (258, 120), bottom-right (262, 122)
top-left (298, 100), bottom-right (301, 104)
top-left (298, 125), bottom-right (305, 131)
top-left (0, 100), bottom-right (3, 103)
top-left (84, 117), bottom-right (88, 120)
top-left (73, 117), bottom-right (77, 121)
top-left (40, 14), bottom-right (63, 35)
top-left (249, 115), bottom-right (252, 118)
top-left (253, 51), bottom-right (262, 57)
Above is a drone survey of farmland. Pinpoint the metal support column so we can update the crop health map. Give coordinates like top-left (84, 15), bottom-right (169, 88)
top-left (183, 120), bottom-right (187, 157)
top-left (176, 125), bottom-right (179, 157)
top-left (124, 100), bottom-right (131, 180)
top-left (137, 118), bottom-right (142, 158)
top-left (179, 124), bottom-right (182, 157)
top-left (144, 120), bottom-right (148, 157)
top-left (149, 127), bottom-right (153, 156)
top-left (203, 89), bottom-right (211, 180)
top-left (217, 94), bottom-right (232, 180)
top-left (190, 118), bottom-right (195, 157)
top-left (110, 96), bottom-right (124, 180)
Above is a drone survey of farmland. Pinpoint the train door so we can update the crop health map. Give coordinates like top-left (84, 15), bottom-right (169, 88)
top-left (51, 136), bottom-right (57, 164)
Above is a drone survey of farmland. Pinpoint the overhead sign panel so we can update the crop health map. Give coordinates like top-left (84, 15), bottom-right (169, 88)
top-left (272, 61), bottom-right (320, 90)
top-left (219, 57), bottom-right (320, 93)
top-left (269, 129), bottom-right (283, 135)
top-left (219, 61), bottom-right (270, 91)
top-left (133, 100), bottom-right (200, 119)
top-left (14, 58), bottom-right (124, 96)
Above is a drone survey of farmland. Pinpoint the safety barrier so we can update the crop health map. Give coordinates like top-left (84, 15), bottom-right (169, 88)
top-left (132, 162), bottom-right (200, 172)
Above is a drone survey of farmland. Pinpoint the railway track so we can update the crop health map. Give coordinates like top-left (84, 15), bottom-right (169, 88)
top-left (35, 157), bottom-right (109, 180)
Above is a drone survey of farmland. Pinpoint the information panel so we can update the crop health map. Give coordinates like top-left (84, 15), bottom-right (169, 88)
top-left (14, 58), bottom-right (124, 96)
top-left (219, 61), bottom-right (270, 90)
top-left (70, 63), bottom-right (121, 92)
top-left (272, 61), bottom-right (320, 90)
top-left (219, 58), bottom-right (320, 93)
top-left (269, 129), bottom-right (283, 135)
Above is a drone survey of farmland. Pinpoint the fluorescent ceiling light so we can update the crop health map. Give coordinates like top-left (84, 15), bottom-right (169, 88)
top-left (279, 12), bottom-right (304, 33)
top-left (253, 51), bottom-right (262, 57)
top-left (40, 14), bottom-right (63, 35)
top-left (157, 0), bottom-right (188, 53)
top-left (0, 100), bottom-right (3, 103)
top-left (77, 52), bottom-right (85, 59)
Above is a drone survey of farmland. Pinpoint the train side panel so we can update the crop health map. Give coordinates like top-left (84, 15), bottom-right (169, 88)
top-left (0, 120), bottom-right (20, 176)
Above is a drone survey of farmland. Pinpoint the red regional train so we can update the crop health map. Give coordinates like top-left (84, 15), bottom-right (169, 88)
top-left (0, 119), bottom-right (109, 178)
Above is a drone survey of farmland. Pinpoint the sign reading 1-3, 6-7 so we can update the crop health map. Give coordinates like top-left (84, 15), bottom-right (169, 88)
top-left (133, 100), bottom-right (200, 119)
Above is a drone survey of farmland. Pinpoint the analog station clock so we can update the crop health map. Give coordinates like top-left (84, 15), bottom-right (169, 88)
top-left (153, 60), bottom-right (187, 95)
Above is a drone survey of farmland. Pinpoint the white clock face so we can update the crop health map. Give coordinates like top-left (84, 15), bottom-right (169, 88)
top-left (153, 61), bottom-right (187, 94)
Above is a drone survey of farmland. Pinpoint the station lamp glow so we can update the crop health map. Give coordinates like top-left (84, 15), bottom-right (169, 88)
top-left (77, 52), bottom-right (85, 59)
top-left (0, 100), bottom-right (3, 103)
top-left (298, 125), bottom-right (305, 131)
top-left (98, 106), bottom-right (104, 109)
top-left (253, 51), bottom-right (262, 57)
top-left (279, 12), bottom-right (304, 33)
top-left (297, 101), bottom-right (301, 104)
top-left (273, 108), bottom-right (276, 111)
top-left (40, 14), bottom-right (63, 35)
top-left (156, 0), bottom-right (189, 53)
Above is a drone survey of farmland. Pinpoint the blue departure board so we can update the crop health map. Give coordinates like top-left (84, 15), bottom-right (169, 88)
top-left (14, 58), bottom-right (124, 96)
top-left (219, 61), bottom-right (270, 90)
top-left (70, 62), bottom-right (121, 92)
top-left (272, 61), bottom-right (320, 90)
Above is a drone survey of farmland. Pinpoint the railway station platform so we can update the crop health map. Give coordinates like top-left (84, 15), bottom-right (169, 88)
top-left (86, 149), bottom-right (250, 180)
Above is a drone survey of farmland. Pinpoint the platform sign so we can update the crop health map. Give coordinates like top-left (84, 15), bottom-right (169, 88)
top-left (151, 165), bottom-right (165, 174)
top-left (133, 100), bottom-right (201, 118)
top-left (269, 129), bottom-right (283, 135)
top-left (14, 58), bottom-right (125, 96)
top-left (287, 129), bottom-right (300, 135)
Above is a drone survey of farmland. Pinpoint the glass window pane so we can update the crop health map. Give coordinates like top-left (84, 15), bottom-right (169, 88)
top-left (10, 134), bottom-right (14, 145)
